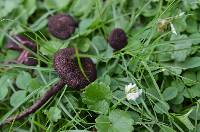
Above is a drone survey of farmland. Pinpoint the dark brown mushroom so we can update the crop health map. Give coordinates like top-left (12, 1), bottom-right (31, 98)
top-left (108, 28), bottom-right (128, 51)
top-left (53, 48), bottom-right (97, 89)
top-left (48, 14), bottom-right (77, 40)
top-left (5, 35), bottom-right (37, 66)
top-left (1, 48), bottom-right (97, 126)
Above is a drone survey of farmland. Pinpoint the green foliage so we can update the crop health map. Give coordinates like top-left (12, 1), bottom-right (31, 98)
top-left (0, 75), bottom-right (10, 100)
top-left (159, 125), bottom-right (176, 132)
top-left (154, 102), bottom-right (170, 114)
top-left (44, 0), bottom-right (71, 10)
top-left (0, 0), bottom-right (23, 18)
top-left (82, 82), bottom-right (112, 114)
top-left (10, 90), bottom-right (26, 107)
top-left (163, 86), bottom-right (177, 101)
top-left (171, 35), bottom-right (192, 62)
top-left (46, 107), bottom-right (62, 122)
top-left (16, 71), bottom-right (32, 89)
top-left (95, 110), bottom-right (134, 132)
top-left (1, 0), bottom-right (200, 131)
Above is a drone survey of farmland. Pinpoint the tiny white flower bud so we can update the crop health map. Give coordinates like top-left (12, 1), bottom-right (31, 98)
top-left (170, 22), bottom-right (177, 35)
top-left (125, 83), bottom-right (142, 101)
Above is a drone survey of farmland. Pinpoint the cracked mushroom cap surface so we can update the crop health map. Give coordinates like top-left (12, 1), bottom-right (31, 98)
top-left (53, 48), bottom-right (97, 89)
top-left (48, 14), bottom-right (77, 40)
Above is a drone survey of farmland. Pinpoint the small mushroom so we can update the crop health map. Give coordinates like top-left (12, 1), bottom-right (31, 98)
top-left (2, 48), bottom-right (97, 125)
top-left (108, 28), bottom-right (128, 51)
top-left (48, 14), bottom-right (77, 40)
top-left (6, 35), bottom-right (37, 52)
top-left (5, 35), bottom-right (37, 66)
top-left (53, 48), bottom-right (97, 89)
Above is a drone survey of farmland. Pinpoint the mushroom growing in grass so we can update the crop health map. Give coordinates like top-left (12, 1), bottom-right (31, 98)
top-left (48, 14), bottom-right (77, 40)
top-left (108, 28), bottom-right (128, 51)
top-left (6, 35), bottom-right (37, 66)
top-left (1, 48), bottom-right (97, 125)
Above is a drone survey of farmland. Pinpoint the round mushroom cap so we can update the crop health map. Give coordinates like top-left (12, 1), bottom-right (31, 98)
top-left (48, 14), bottom-right (77, 40)
top-left (53, 48), bottom-right (97, 89)
top-left (108, 28), bottom-right (128, 51)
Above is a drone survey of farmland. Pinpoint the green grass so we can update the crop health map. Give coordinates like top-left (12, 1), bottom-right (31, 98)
top-left (1, 0), bottom-right (200, 131)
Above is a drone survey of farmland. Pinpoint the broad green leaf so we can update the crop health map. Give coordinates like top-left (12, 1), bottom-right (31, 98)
top-left (23, 0), bottom-right (36, 17)
top-left (171, 94), bottom-right (184, 105)
top-left (95, 115), bottom-right (110, 132)
top-left (16, 71), bottom-right (32, 90)
top-left (10, 90), bottom-right (26, 107)
top-left (92, 36), bottom-right (107, 51)
top-left (156, 45), bottom-right (173, 62)
top-left (180, 57), bottom-right (200, 69)
top-left (88, 100), bottom-right (109, 114)
top-left (0, 76), bottom-right (9, 100)
top-left (154, 102), bottom-right (169, 114)
top-left (173, 15), bottom-right (187, 32)
top-left (163, 86), bottom-right (178, 101)
top-left (176, 109), bottom-right (194, 130)
top-left (44, 0), bottom-right (71, 9)
top-left (109, 110), bottom-right (134, 132)
top-left (71, 0), bottom-right (94, 18)
top-left (189, 106), bottom-right (200, 120)
top-left (40, 40), bottom-right (63, 56)
top-left (189, 33), bottom-right (200, 45)
top-left (197, 71), bottom-right (200, 82)
top-left (67, 130), bottom-right (90, 132)
top-left (182, 71), bottom-right (196, 86)
top-left (183, 85), bottom-right (200, 98)
top-left (171, 35), bottom-right (192, 62)
top-left (186, 17), bottom-right (198, 33)
top-left (102, 46), bottom-right (113, 59)
top-left (29, 78), bottom-right (42, 90)
top-left (0, 0), bottom-right (23, 18)
top-left (171, 80), bottom-right (185, 92)
top-left (78, 18), bottom-right (94, 33)
top-left (76, 37), bottom-right (91, 52)
top-left (142, 4), bottom-right (158, 17)
top-left (197, 123), bottom-right (200, 132)
top-left (159, 125), bottom-right (176, 132)
top-left (190, 85), bottom-right (200, 97)
top-left (112, 5), bottom-right (129, 29)
top-left (82, 82), bottom-right (112, 114)
top-left (183, 0), bottom-right (199, 10)
top-left (47, 107), bottom-right (61, 122)
top-left (95, 110), bottom-right (134, 132)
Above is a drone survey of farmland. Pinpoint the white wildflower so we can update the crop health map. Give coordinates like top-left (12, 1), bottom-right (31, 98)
top-left (170, 22), bottom-right (177, 35)
top-left (178, 12), bottom-right (185, 17)
top-left (125, 83), bottom-right (142, 101)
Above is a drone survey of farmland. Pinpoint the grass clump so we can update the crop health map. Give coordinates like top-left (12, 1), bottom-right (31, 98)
top-left (0, 0), bottom-right (200, 131)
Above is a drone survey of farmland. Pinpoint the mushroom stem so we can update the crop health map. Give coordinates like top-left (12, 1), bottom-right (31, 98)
top-left (1, 80), bottom-right (65, 126)
top-left (17, 50), bottom-right (29, 63)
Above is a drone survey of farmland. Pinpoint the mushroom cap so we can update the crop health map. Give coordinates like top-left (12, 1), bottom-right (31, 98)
top-left (48, 14), bottom-right (77, 40)
top-left (53, 48), bottom-right (97, 89)
top-left (6, 35), bottom-right (37, 52)
top-left (108, 28), bottom-right (128, 51)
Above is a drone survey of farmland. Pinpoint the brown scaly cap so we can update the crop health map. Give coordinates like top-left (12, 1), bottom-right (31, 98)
top-left (48, 14), bottom-right (77, 40)
top-left (53, 48), bottom-right (97, 89)
top-left (108, 28), bottom-right (128, 51)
